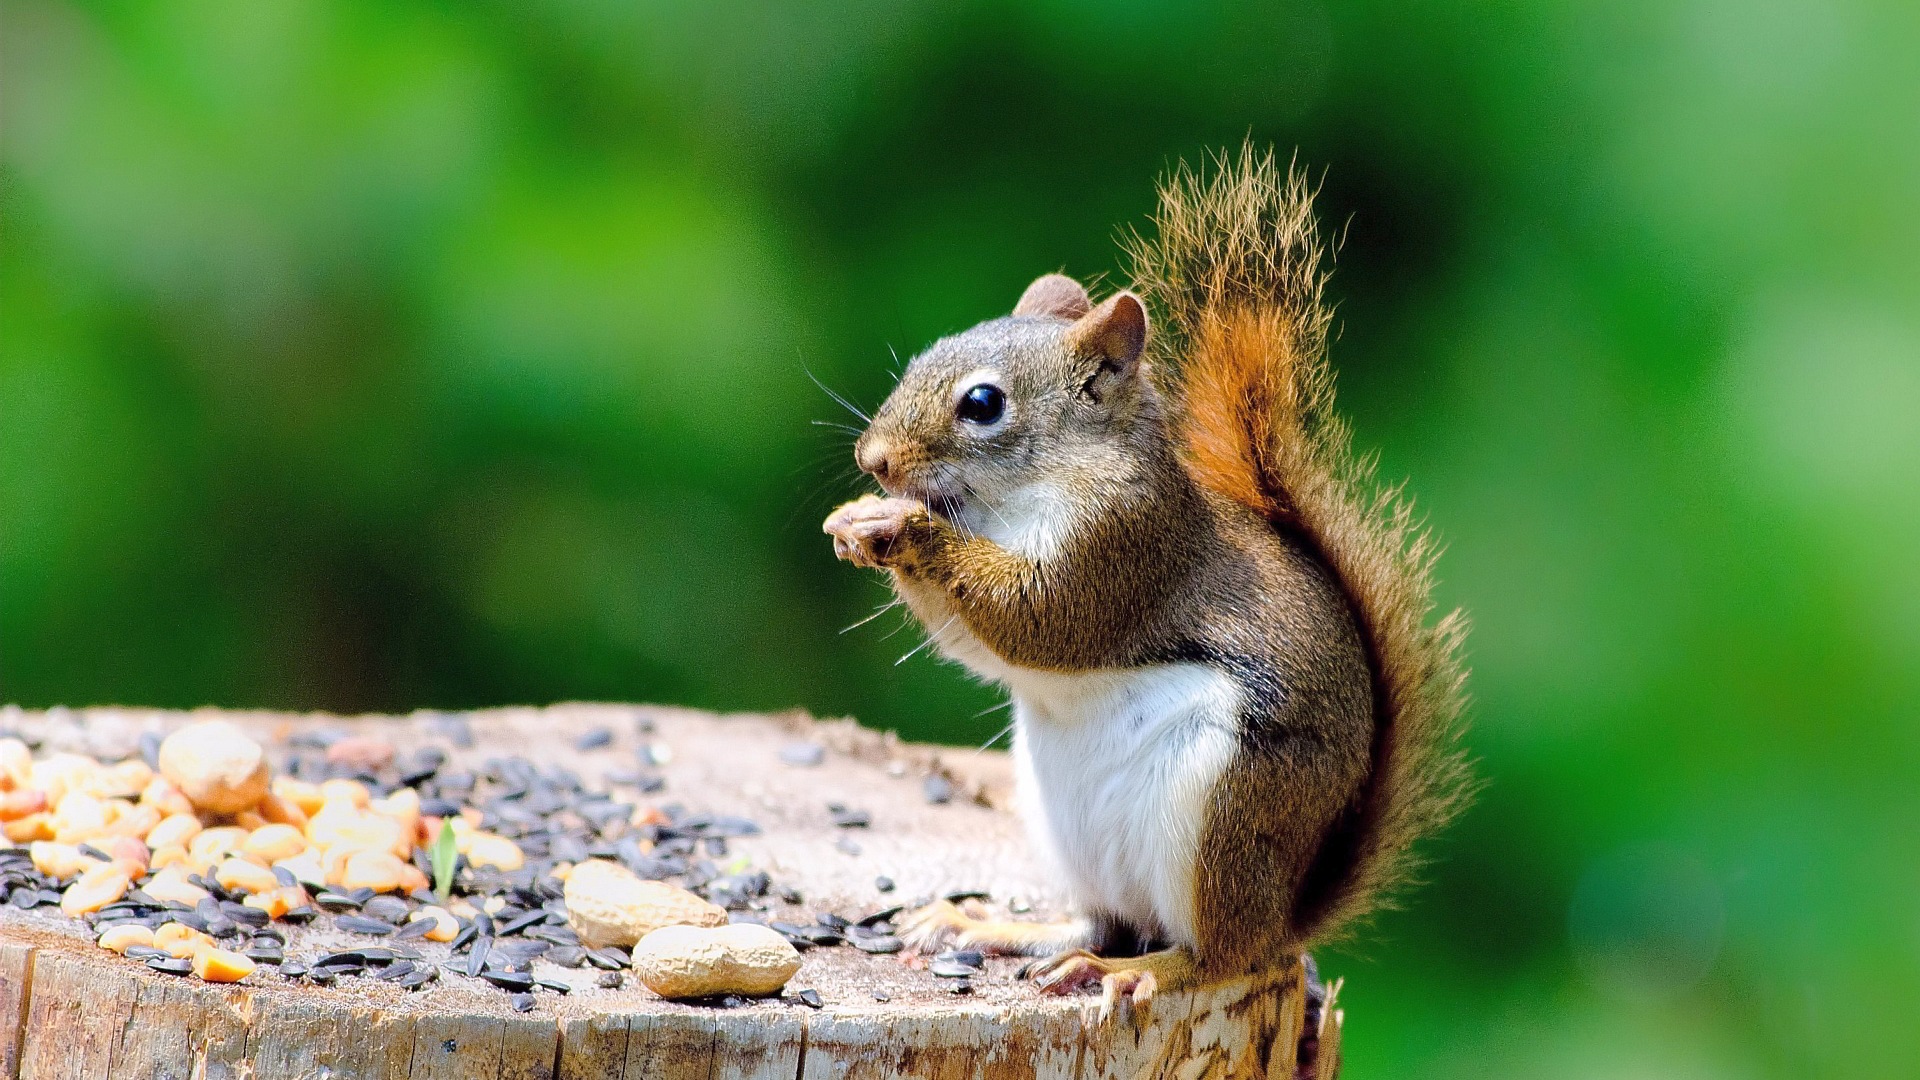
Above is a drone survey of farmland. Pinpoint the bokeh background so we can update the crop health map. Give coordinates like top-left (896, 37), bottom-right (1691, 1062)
top-left (4, 0), bottom-right (1917, 1075)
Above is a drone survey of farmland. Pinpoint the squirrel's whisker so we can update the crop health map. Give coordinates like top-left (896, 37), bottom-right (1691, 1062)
top-left (801, 361), bottom-right (872, 423)
top-left (895, 614), bottom-right (959, 666)
top-left (840, 599), bottom-right (904, 635)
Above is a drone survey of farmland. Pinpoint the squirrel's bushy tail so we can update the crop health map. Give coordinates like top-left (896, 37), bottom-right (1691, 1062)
top-left (1125, 144), bottom-right (1473, 945)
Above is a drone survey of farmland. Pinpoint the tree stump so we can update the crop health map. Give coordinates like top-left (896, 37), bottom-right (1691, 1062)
top-left (0, 704), bottom-right (1343, 1079)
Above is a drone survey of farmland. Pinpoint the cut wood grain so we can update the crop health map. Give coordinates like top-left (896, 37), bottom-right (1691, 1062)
top-left (0, 704), bottom-right (1343, 1079)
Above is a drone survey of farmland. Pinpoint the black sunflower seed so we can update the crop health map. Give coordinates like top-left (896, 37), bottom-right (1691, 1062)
top-left (851, 935), bottom-right (903, 954)
top-left (481, 970), bottom-right (534, 992)
top-left (857, 906), bottom-right (903, 928)
top-left (279, 962), bottom-right (308, 979)
top-left (394, 966), bottom-right (437, 989)
top-left (826, 804), bottom-right (870, 828)
top-left (374, 960), bottom-right (418, 982)
top-left (939, 948), bottom-right (986, 968)
top-left (391, 918), bottom-right (434, 941)
top-left (572, 727), bottom-right (613, 751)
top-left (930, 959), bottom-right (981, 978)
top-left (361, 895), bottom-right (410, 924)
top-left (466, 937), bottom-right (491, 979)
top-left (146, 956), bottom-right (193, 976)
top-left (547, 946), bottom-right (587, 969)
top-left (585, 947), bottom-right (629, 970)
top-left (224, 903), bottom-right (269, 928)
top-left (124, 945), bottom-right (169, 960)
top-left (795, 925), bottom-right (844, 946)
top-left (169, 910), bottom-right (209, 933)
top-left (313, 891), bottom-right (362, 912)
top-left (496, 909), bottom-right (546, 937)
top-left (768, 923), bottom-right (816, 950)
top-left (793, 989), bottom-right (823, 1009)
top-left (334, 915), bottom-right (396, 936)
top-left (536, 979), bottom-right (571, 995)
top-left (944, 890), bottom-right (991, 904)
top-left (509, 993), bottom-right (536, 1013)
top-left (875, 876), bottom-right (895, 893)
top-left (948, 978), bottom-right (974, 995)
top-left (595, 971), bottom-right (623, 989)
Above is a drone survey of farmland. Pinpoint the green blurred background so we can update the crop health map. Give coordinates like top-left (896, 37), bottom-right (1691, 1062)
top-left (4, 0), bottom-right (1917, 1075)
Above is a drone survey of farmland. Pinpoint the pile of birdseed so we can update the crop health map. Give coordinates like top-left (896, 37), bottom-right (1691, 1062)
top-left (0, 707), bottom-right (1024, 1013)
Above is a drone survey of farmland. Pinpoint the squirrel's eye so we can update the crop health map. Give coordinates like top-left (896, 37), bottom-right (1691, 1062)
top-left (956, 383), bottom-right (1006, 425)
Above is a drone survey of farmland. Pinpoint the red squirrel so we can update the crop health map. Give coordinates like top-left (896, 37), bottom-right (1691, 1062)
top-left (825, 147), bottom-right (1472, 1015)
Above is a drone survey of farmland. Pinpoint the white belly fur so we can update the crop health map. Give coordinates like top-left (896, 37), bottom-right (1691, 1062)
top-left (996, 661), bottom-right (1239, 948)
top-left (910, 578), bottom-right (1241, 948)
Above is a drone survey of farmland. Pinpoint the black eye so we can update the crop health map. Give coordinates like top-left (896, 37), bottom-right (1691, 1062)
top-left (956, 383), bottom-right (1005, 425)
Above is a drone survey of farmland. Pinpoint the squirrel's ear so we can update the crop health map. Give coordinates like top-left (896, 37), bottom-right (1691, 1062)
top-left (1067, 292), bottom-right (1149, 380)
top-left (1013, 274), bottom-right (1092, 320)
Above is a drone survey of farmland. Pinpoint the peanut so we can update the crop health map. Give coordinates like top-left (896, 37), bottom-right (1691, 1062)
top-left (192, 947), bottom-right (256, 982)
top-left (629, 923), bottom-right (802, 1000)
top-left (155, 921), bottom-right (216, 959)
top-left (563, 859), bottom-right (727, 949)
top-left (60, 863), bottom-right (132, 917)
top-left (157, 720), bottom-right (269, 815)
top-left (214, 857), bottom-right (279, 895)
top-left (97, 924), bottom-right (156, 954)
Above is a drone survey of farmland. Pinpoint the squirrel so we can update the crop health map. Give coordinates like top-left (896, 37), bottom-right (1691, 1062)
top-left (824, 146), bottom-right (1471, 1016)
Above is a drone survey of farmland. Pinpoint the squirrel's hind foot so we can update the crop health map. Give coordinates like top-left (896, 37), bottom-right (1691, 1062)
top-left (898, 899), bottom-right (1089, 957)
top-left (1027, 946), bottom-right (1197, 1023)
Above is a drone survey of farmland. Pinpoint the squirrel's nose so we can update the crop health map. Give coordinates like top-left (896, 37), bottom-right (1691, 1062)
top-left (856, 439), bottom-right (894, 482)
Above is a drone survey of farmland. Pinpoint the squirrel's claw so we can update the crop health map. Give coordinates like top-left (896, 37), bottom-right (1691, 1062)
top-left (1030, 949), bottom-right (1161, 1023)
top-left (1028, 948), bottom-right (1107, 994)
top-left (1099, 969), bottom-right (1158, 1023)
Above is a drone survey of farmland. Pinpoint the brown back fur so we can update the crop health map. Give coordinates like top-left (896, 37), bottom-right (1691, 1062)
top-left (1125, 145), bottom-right (1475, 943)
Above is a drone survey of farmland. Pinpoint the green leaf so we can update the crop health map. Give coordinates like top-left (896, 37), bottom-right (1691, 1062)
top-left (431, 819), bottom-right (458, 901)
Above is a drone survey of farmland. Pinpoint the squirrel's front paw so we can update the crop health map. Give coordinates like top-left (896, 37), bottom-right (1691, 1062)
top-left (823, 495), bottom-right (932, 569)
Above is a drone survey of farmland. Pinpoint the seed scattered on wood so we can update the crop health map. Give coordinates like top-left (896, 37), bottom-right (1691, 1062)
top-left (827, 804), bottom-right (871, 828)
top-left (922, 774), bottom-right (954, 804)
top-left (573, 728), bottom-right (614, 752)
top-left (335, 914), bottom-right (396, 936)
top-left (595, 971), bottom-right (623, 989)
top-left (778, 742), bottom-right (824, 767)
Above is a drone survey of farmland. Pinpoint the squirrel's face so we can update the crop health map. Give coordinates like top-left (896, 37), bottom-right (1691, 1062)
top-left (853, 274), bottom-right (1152, 522)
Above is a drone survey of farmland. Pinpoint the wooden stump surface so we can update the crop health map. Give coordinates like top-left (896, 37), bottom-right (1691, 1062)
top-left (0, 704), bottom-right (1343, 1079)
